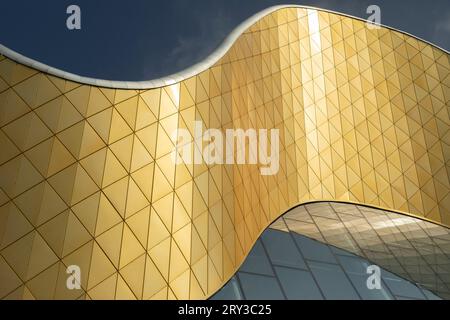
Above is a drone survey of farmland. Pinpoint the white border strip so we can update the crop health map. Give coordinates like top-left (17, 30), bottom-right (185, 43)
top-left (0, 4), bottom-right (448, 89)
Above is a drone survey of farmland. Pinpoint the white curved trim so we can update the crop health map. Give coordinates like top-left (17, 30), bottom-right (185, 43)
top-left (1, 4), bottom-right (448, 89)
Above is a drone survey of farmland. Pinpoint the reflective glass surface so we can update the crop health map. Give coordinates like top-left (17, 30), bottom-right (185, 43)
top-left (212, 202), bottom-right (450, 300)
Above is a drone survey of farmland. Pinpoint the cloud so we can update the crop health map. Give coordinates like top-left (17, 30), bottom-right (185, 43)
top-left (435, 13), bottom-right (450, 33)
top-left (151, 0), bottom-right (450, 78)
top-left (162, 6), bottom-right (234, 73)
top-left (431, 10), bottom-right (450, 50)
top-left (160, 0), bottom-right (365, 75)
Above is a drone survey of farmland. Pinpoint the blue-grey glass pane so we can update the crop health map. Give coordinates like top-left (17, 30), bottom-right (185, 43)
top-left (337, 255), bottom-right (370, 274)
top-left (382, 270), bottom-right (426, 300)
top-left (421, 289), bottom-right (442, 300)
top-left (274, 266), bottom-right (323, 300)
top-left (336, 255), bottom-right (393, 299)
top-left (210, 277), bottom-right (243, 300)
top-left (239, 240), bottom-right (273, 276)
top-left (308, 261), bottom-right (360, 300)
top-left (293, 234), bottom-right (337, 264)
top-left (210, 224), bottom-right (447, 301)
top-left (261, 230), bottom-right (307, 270)
top-left (237, 272), bottom-right (285, 300)
top-left (331, 246), bottom-right (357, 258)
top-left (346, 273), bottom-right (393, 300)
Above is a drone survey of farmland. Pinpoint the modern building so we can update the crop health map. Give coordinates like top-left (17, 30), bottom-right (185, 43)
top-left (0, 6), bottom-right (449, 300)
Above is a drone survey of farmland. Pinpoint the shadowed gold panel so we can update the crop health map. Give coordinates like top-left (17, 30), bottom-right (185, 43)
top-left (0, 7), bottom-right (449, 300)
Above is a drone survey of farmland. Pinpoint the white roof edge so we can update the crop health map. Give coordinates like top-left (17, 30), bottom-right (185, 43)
top-left (1, 4), bottom-right (448, 90)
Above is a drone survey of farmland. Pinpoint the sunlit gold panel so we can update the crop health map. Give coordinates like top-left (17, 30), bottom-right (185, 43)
top-left (0, 7), bottom-right (449, 300)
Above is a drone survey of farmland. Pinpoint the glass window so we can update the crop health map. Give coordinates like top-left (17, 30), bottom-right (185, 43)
top-left (345, 273), bottom-right (393, 300)
top-left (382, 270), bottom-right (426, 300)
top-left (237, 272), bottom-right (285, 300)
top-left (337, 254), bottom-right (369, 275)
top-left (274, 266), bottom-right (323, 300)
top-left (294, 234), bottom-right (337, 264)
top-left (210, 277), bottom-right (243, 300)
top-left (336, 255), bottom-right (393, 299)
top-left (262, 229), bottom-right (307, 270)
top-left (331, 246), bottom-right (357, 257)
top-left (421, 289), bottom-right (442, 300)
top-left (308, 261), bottom-right (360, 300)
top-left (239, 240), bottom-right (273, 276)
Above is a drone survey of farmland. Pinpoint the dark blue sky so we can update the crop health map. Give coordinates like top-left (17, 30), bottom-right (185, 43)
top-left (1, 0), bottom-right (449, 81)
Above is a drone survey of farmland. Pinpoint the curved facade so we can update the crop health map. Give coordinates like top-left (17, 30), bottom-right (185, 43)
top-left (0, 7), bottom-right (449, 300)
top-left (212, 202), bottom-right (450, 300)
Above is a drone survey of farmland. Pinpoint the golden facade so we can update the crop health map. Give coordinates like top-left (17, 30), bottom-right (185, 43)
top-left (0, 7), bottom-right (449, 299)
